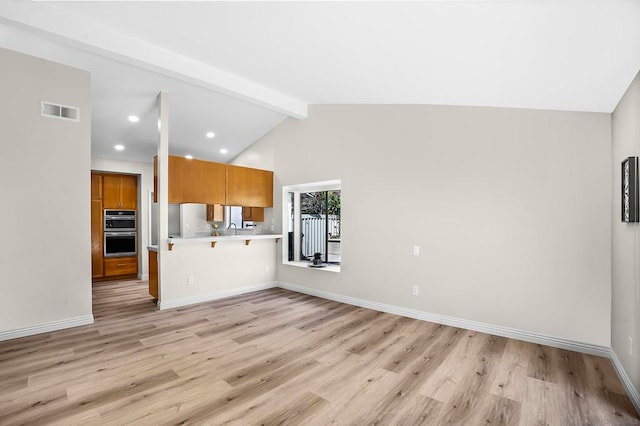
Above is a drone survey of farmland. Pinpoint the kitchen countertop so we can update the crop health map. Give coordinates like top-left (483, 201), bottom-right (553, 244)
top-left (166, 233), bottom-right (283, 250)
top-left (169, 233), bottom-right (281, 242)
top-left (147, 245), bottom-right (158, 252)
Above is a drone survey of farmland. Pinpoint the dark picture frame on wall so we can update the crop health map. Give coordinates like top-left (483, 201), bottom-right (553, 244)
top-left (621, 156), bottom-right (639, 223)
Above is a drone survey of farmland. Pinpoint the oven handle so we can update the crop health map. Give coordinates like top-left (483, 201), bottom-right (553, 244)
top-left (104, 232), bottom-right (137, 236)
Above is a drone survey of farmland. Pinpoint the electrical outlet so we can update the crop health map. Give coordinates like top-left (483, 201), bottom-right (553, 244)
top-left (412, 285), bottom-right (419, 296)
top-left (187, 275), bottom-right (194, 285)
top-left (629, 337), bottom-right (633, 356)
top-left (413, 246), bottom-right (420, 256)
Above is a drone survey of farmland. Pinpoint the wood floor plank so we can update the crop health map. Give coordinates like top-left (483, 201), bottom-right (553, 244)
top-left (349, 327), bottom-right (465, 424)
top-left (303, 367), bottom-right (400, 424)
top-left (170, 358), bottom-right (322, 424)
top-left (439, 335), bottom-right (509, 425)
top-left (98, 378), bottom-right (233, 424)
top-left (380, 321), bottom-right (441, 373)
top-left (490, 338), bottom-right (531, 402)
top-left (418, 329), bottom-right (488, 403)
top-left (252, 391), bottom-right (328, 426)
top-left (0, 279), bottom-right (636, 425)
top-left (477, 394), bottom-right (522, 425)
top-left (519, 377), bottom-right (565, 426)
top-left (386, 393), bottom-right (443, 425)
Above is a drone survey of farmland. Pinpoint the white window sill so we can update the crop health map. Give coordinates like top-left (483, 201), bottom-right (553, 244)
top-left (283, 261), bottom-right (341, 273)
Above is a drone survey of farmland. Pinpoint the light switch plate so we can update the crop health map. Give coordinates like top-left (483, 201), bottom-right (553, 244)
top-left (413, 246), bottom-right (420, 256)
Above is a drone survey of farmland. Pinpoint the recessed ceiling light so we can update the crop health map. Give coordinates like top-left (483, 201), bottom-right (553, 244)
top-left (114, 144), bottom-right (125, 151)
top-left (220, 148), bottom-right (228, 154)
top-left (128, 115), bottom-right (139, 123)
top-left (206, 132), bottom-right (215, 139)
top-left (185, 155), bottom-right (193, 160)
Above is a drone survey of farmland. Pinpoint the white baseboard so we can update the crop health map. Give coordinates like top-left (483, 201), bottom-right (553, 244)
top-left (158, 281), bottom-right (278, 310)
top-left (138, 273), bottom-right (149, 281)
top-left (611, 349), bottom-right (640, 414)
top-left (0, 315), bottom-right (94, 342)
top-left (277, 281), bottom-right (610, 358)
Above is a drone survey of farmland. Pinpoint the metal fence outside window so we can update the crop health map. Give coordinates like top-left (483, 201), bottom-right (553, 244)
top-left (301, 214), bottom-right (340, 259)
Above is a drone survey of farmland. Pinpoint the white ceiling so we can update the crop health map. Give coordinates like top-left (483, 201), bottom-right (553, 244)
top-left (0, 23), bottom-right (286, 164)
top-left (1, 1), bottom-right (639, 164)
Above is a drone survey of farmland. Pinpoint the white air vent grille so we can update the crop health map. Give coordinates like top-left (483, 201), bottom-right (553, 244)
top-left (41, 101), bottom-right (79, 122)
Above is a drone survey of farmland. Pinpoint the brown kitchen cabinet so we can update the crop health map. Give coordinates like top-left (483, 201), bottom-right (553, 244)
top-left (242, 207), bottom-right (264, 222)
top-left (154, 155), bottom-right (226, 204)
top-left (201, 160), bottom-right (226, 205)
top-left (148, 251), bottom-right (158, 299)
top-left (91, 199), bottom-right (104, 278)
top-left (226, 165), bottom-right (273, 207)
top-left (170, 154), bottom-right (200, 203)
top-left (104, 256), bottom-right (138, 277)
top-left (103, 175), bottom-right (137, 209)
top-left (207, 204), bottom-right (225, 222)
top-left (91, 174), bottom-right (102, 200)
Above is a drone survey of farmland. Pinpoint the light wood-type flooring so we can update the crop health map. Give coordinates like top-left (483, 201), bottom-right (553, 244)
top-left (0, 280), bottom-right (638, 425)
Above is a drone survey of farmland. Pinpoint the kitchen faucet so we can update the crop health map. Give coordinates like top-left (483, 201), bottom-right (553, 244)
top-left (228, 223), bottom-right (238, 236)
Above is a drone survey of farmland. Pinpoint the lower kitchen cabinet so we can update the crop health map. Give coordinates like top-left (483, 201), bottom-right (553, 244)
top-left (104, 256), bottom-right (138, 277)
top-left (149, 251), bottom-right (158, 299)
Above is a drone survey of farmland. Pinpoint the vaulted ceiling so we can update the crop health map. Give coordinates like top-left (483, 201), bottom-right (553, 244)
top-left (1, 1), bottom-right (639, 163)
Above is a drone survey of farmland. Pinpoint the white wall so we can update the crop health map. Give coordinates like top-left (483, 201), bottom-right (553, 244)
top-left (91, 158), bottom-right (154, 279)
top-left (0, 48), bottom-right (92, 333)
top-left (232, 135), bottom-right (274, 170)
top-left (255, 105), bottom-right (612, 346)
top-left (161, 240), bottom-right (277, 303)
top-left (611, 70), bottom-right (640, 395)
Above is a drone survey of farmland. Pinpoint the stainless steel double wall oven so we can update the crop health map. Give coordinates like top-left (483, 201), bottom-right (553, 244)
top-left (104, 210), bottom-right (137, 257)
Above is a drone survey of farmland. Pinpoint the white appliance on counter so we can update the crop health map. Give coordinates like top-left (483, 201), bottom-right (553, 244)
top-left (180, 204), bottom-right (210, 238)
top-left (149, 191), bottom-right (181, 244)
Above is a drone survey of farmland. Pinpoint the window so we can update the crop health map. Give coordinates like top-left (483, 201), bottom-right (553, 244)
top-left (283, 180), bottom-right (341, 272)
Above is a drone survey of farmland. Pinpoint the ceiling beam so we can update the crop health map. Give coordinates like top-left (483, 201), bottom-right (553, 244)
top-left (0, 1), bottom-right (307, 119)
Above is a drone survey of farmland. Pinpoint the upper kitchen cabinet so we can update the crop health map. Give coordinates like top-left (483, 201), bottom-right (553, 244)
top-left (154, 155), bottom-right (226, 204)
top-left (201, 160), bottom-right (226, 205)
top-left (243, 207), bottom-right (265, 222)
top-left (103, 175), bottom-right (137, 209)
top-left (169, 155), bottom-right (200, 203)
top-left (91, 174), bottom-right (102, 200)
top-left (226, 165), bottom-right (273, 207)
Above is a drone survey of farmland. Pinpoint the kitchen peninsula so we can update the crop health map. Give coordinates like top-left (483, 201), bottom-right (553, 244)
top-left (151, 154), bottom-right (278, 308)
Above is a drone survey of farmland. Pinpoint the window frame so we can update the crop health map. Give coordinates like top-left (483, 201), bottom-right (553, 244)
top-left (282, 180), bottom-right (341, 273)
